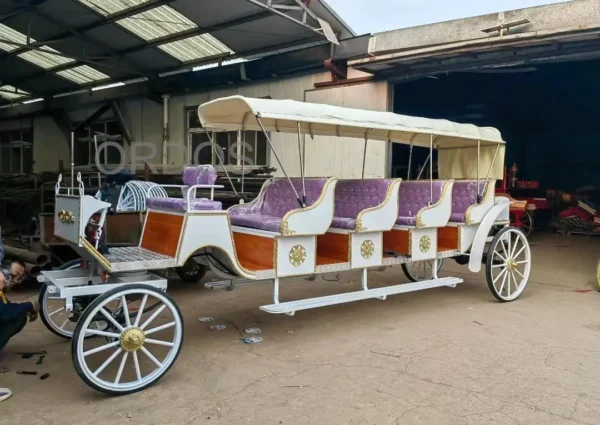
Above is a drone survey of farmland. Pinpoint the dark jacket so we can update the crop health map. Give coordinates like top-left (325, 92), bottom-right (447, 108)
top-left (0, 235), bottom-right (33, 322)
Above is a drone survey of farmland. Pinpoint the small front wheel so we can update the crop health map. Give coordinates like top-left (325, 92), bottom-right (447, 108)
top-left (402, 259), bottom-right (443, 282)
top-left (72, 284), bottom-right (184, 395)
top-left (486, 227), bottom-right (531, 302)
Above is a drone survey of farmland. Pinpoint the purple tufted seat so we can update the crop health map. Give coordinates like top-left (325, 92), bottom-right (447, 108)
top-left (229, 178), bottom-right (328, 232)
top-left (330, 179), bottom-right (393, 230)
top-left (449, 180), bottom-right (488, 223)
top-left (146, 165), bottom-right (222, 212)
top-left (396, 181), bottom-right (445, 226)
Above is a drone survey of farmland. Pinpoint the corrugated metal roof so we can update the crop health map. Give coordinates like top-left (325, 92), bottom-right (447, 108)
top-left (77, 1), bottom-right (233, 62)
top-left (56, 65), bottom-right (110, 84)
top-left (0, 85), bottom-right (30, 100)
top-left (19, 46), bottom-right (75, 69)
top-left (0, 24), bottom-right (24, 52)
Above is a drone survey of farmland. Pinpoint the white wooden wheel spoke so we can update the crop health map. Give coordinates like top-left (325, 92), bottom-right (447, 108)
top-left (494, 250), bottom-right (508, 263)
top-left (114, 352), bottom-right (129, 385)
top-left (145, 322), bottom-right (176, 335)
top-left (133, 351), bottom-right (142, 382)
top-left (93, 348), bottom-right (123, 377)
top-left (140, 346), bottom-right (163, 368)
top-left (491, 262), bottom-right (507, 268)
top-left (100, 308), bottom-right (125, 332)
top-left (506, 271), bottom-right (512, 297)
top-left (60, 318), bottom-right (70, 330)
top-left (140, 304), bottom-right (167, 330)
top-left (145, 338), bottom-right (175, 347)
top-left (511, 268), bottom-right (522, 282)
top-left (122, 296), bottom-right (131, 327)
top-left (48, 307), bottom-right (65, 317)
top-left (501, 239), bottom-right (509, 261)
top-left (511, 235), bottom-right (520, 257)
top-left (497, 268), bottom-right (509, 294)
top-left (134, 295), bottom-right (148, 327)
top-left (84, 341), bottom-right (120, 357)
top-left (85, 329), bottom-right (120, 338)
top-left (513, 245), bottom-right (527, 260)
top-left (493, 267), bottom-right (507, 284)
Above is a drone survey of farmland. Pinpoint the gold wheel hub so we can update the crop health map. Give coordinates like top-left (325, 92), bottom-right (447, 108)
top-left (120, 327), bottom-right (146, 352)
top-left (507, 259), bottom-right (517, 271)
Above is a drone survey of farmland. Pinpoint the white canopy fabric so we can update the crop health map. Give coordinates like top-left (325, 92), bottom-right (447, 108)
top-left (197, 95), bottom-right (505, 149)
top-left (197, 95), bottom-right (505, 179)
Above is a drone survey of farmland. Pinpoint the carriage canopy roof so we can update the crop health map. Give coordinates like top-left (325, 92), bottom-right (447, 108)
top-left (197, 95), bottom-right (505, 149)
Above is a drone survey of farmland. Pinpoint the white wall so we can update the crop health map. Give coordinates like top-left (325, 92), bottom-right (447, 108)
top-left (25, 70), bottom-right (391, 177)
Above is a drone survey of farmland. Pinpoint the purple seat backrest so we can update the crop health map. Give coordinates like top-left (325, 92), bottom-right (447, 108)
top-left (334, 179), bottom-right (392, 219)
top-left (182, 165), bottom-right (217, 186)
top-left (451, 180), bottom-right (488, 215)
top-left (398, 181), bottom-right (445, 217)
top-left (257, 178), bottom-right (328, 218)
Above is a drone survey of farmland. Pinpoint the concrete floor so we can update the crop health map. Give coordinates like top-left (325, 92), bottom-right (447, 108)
top-left (2, 233), bottom-right (600, 425)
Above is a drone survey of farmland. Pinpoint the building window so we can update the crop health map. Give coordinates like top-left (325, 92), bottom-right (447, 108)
top-left (0, 128), bottom-right (33, 174)
top-left (186, 107), bottom-right (269, 168)
top-left (74, 119), bottom-right (124, 166)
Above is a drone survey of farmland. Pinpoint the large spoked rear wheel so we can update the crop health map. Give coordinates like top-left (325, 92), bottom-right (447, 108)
top-left (402, 259), bottom-right (443, 282)
top-left (175, 257), bottom-right (207, 283)
top-left (72, 284), bottom-right (184, 395)
top-left (486, 227), bottom-right (531, 302)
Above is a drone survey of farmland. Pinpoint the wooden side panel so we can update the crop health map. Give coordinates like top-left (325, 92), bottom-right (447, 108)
top-left (383, 229), bottom-right (410, 255)
top-left (316, 232), bottom-right (349, 265)
top-left (438, 226), bottom-right (459, 252)
top-left (232, 232), bottom-right (274, 271)
top-left (140, 212), bottom-right (184, 257)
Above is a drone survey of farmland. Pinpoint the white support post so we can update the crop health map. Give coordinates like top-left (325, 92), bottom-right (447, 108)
top-left (361, 268), bottom-right (368, 291)
top-left (273, 277), bottom-right (280, 305)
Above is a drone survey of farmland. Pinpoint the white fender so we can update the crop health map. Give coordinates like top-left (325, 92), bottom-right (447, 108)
top-left (468, 199), bottom-right (511, 273)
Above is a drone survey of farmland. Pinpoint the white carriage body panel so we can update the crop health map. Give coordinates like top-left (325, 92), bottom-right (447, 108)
top-left (284, 179), bottom-right (337, 235)
top-left (177, 213), bottom-right (254, 279)
top-left (465, 180), bottom-right (496, 225)
top-left (55, 195), bottom-right (82, 244)
top-left (276, 235), bottom-right (316, 278)
top-left (459, 224), bottom-right (479, 253)
top-left (358, 179), bottom-right (402, 232)
top-left (410, 228), bottom-right (438, 261)
top-left (417, 180), bottom-right (454, 228)
top-left (350, 231), bottom-right (383, 269)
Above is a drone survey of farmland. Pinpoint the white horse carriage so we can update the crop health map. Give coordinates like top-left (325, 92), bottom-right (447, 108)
top-left (39, 96), bottom-right (531, 395)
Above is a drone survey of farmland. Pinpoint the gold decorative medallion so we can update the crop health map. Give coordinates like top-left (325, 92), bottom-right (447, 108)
top-left (58, 210), bottom-right (75, 224)
top-left (120, 327), bottom-right (146, 352)
top-left (419, 235), bottom-right (431, 253)
top-left (361, 240), bottom-right (375, 259)
top-left (281, 221), bottom-right (296, 236)
top-left (289, 245), bottom-right (306, 267)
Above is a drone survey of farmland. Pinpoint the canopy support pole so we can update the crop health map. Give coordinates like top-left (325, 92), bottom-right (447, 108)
top-left (256, 115), bottom-right (303, 207)
top-left (241, 131), bottom-right (246, 199)
top-left (407, 143), bottom-right (414, 180)
top-left (429, 134), bottom-right (433, 205)
top-left (297, 122), bottom-right (306, 207)
top-left (484, 143), bottom-right (501, 184)
top-left (70, 132), bottom-right (75, 194)
top-left (477, 140), bottom-right (481, 203)
top-left (361, 130), bottom-right (369, 179)
top-left (203, 129), bottom-right (239, 199)
top-left (416, 152), bottom-right (430, 180)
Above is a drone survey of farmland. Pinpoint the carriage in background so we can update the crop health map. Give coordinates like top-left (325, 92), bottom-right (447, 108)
top-left (38, 96), bottom-right (531, 395)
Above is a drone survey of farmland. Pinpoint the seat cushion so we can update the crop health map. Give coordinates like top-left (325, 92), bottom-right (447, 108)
top-left (230, 214), bottom-right (282, 233)
top-left (449, 212), bottom-right (466, 223)
top-left (183, 165), bottom-right (217, 186)
top-left (396, 216), bottom-right (417, 226)
top-left (146, 197), bottom-right (222, 212)
top-left (330, 217), bottom-right (357, 230)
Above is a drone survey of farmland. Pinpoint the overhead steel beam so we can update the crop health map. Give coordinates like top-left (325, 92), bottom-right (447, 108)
top-left (119, 10), bottom-right (273, 55)
top-left (0, 0), bottom-right (51, 24)
top-left (246, 0), bottom-right (327, 38)
top-left (110, 100), bottom-right (132, 145)
top-left (23, 7), bottom-right (151, 77)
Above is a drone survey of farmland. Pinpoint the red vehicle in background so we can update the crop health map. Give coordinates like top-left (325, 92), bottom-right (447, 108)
top-left (495, 164), bottom-right (551, 237)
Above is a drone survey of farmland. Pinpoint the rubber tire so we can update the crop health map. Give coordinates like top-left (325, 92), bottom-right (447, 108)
top-left (402, 259), bottom-right (444, 282)
top-left (486, 226), bottom-right (529, 303)
top-left (175, 258), bottom-right (207, 283)
top-left (521, 211), bottom-right (534, 237)
top-left (71, 284), bottom-right (184, 396)
top-left (38, 259), bottom-right (82, 339)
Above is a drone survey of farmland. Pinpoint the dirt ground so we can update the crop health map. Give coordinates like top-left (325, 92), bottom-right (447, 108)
top-left (2, 233), bottom-right (600, 425)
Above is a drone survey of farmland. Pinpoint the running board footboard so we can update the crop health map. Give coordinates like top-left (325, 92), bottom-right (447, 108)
top-left (260, 276), bottom-right (463, 315)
